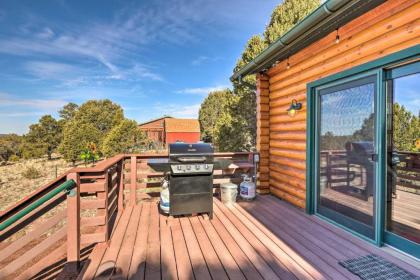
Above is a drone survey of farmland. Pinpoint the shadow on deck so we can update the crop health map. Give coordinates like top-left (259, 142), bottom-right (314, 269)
top-left (77, 196), bottom-right (420, 280)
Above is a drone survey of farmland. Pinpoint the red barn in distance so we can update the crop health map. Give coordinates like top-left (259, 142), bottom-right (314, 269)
top-left (138, 116), bottom-right (201, 146)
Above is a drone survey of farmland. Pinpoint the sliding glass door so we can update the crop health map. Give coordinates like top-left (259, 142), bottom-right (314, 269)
top-left (308, 47), bottom-right (420, 257)
top-left (385, 61), bottom-right (420, 258)
top-left (316, 75), bottom-right (378, 240)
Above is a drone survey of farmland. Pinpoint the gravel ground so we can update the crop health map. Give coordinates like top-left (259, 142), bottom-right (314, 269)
top-left (0, 156), bottom-right (73, 212)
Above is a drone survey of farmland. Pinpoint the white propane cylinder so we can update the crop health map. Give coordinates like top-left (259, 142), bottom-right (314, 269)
top-left (160, 179), bottom-right (170, 213)
top-left (239, 175), bottom-right (256, 200)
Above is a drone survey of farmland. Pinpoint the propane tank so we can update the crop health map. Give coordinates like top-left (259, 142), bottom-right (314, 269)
top-left (239, 174), bottom-right (256, 200)
top-left (160, 179), bottom-right (170, 213)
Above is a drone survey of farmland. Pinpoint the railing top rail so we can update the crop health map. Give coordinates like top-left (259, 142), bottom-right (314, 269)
top-left (75, 154), bottom-right (125, 173)
top-left (397, 151), bottom-right (420, 155)
top-left (0, 179), bottom-right (76, 231)
top-left (76, 152), bottom-right (256, 173)
top-left (213, 152), bottom-right (255, 156)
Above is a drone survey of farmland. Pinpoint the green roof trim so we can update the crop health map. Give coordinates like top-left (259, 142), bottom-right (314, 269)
top-left (230, 0), bottom-right (386, 81)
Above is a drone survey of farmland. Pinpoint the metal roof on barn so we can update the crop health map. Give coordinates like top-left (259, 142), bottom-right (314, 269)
top-left (164, 118), bottom-right (200, 133)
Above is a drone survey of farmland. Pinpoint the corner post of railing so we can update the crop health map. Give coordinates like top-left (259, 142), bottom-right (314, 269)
top-left (130, 156), bottom-right (137, 205)
top-left (65, 172), bottom-right (81, 274)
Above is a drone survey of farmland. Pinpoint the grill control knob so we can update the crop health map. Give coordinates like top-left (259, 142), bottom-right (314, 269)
top-left (195, 165), bottom-right (200, 170)
top-left (177, 165), bottom-right (181, 171)
top-left (205, 164), bottom-right (209, 169)
top-left (186, 165), bottom-right (191, 170)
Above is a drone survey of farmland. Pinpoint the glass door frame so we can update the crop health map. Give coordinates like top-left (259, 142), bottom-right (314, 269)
top-left (383, 61), bottom-right (420, 258)
top-left (310, 70), bottom-right (383, 245)
top-left (306, 45), bottom-right (420, 250)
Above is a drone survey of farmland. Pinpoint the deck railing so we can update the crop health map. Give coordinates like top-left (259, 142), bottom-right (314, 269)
top-left (395, 151), bottom-right (420, 192)
top-left (0, 151), bottom-right (255, 279)
top-left (321, 150), bottom-right (420, 193)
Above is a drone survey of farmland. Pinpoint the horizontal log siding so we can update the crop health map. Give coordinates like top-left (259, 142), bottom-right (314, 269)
top-left (256, 73), bottom-right (270, 194)
top-left (265, 0), bottom-right (420, 208)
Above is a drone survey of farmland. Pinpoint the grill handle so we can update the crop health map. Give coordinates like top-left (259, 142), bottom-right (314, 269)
top-left (178, 156), bottom-right (207, 163)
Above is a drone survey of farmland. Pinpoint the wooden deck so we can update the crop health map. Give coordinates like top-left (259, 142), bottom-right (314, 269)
top-left (322, 188), bottom-right (420, 243)
top-left (77, 195), bottom-right (420, 280)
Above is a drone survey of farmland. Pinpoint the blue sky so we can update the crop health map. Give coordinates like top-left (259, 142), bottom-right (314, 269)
top-left (0, 0), bottom-right (279, 134)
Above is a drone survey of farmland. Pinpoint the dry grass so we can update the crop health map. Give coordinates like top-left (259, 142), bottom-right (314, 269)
top-left (0, 156), bottom-right (73, 212)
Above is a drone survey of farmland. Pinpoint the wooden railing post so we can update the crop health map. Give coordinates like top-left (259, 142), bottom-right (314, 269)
top-left (130, 156), bottom-right (137, 205)
top-left (66, 172), bottom-right (80, 274)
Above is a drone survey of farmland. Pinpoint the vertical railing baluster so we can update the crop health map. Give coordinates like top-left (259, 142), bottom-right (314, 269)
top-left (130, 156), bottom-right (137, 205)
top-left (102, 169), bottom-right (110, 241)
top-left (117, 159), bottom-right (124, 212)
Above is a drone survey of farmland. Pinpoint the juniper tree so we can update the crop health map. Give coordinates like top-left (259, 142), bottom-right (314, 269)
top-left (24, 115), bottom-right (62, 160)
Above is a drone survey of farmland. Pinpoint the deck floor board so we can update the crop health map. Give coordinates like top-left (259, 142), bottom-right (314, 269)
top-left (189, 216), bottom-right (229, 280)
top-left (78, 197), bottom-right (420, 280)
top-left (114, 205), bottom-right (142, 279)
top-left (128, 202), bottom-right (150, 280)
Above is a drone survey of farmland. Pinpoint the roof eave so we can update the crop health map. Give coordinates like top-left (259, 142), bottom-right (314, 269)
top-left (138, 116), bottom-right (173, 126)
top-left (230, 0), bottom-right (386, 82)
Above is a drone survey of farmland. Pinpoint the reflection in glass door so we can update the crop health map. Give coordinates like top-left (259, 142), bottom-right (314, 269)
top-left (317, 75), bottom-right (377, 240)
top-left (386, 63), bottom-right (420, 256)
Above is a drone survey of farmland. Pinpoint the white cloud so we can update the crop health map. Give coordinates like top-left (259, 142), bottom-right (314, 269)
top-left (0, 92), bottom-right (67, 109)
top-left (192, 56), bottom-right (210, 66)
top-left (191, 55), bottom-right (221, 66)
top-left (0, 112), bottom-right (45, 117)
top-left (21, 59), bottom-right (162, 87)
top-left (176, 85), bottom-right (230, 95)
top-left (175, 104), bottom-right (201, 118)
top-left (124, 64), bottom-right (163, 81)
top-left (36, 27), bottom-right (55, 39)
top-left (24, 61), bottom-right (81, 80)
top-left (153, 103), bottom-right (201, 119)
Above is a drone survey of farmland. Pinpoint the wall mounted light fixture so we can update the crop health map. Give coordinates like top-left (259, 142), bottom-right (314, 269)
top-left (287, 99), bottom-right (302, 117)
top-left (286, 57), bottom-right (291, 69)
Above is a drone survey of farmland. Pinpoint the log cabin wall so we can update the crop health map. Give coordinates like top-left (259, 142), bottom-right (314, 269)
top-left (262, 0), bottom-right (420, 208)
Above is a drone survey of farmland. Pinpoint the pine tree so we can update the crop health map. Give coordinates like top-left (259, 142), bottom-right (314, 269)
top-left (59, 102), bottom-right (79, 122)
top-left (24, 115), bottom-right (62, 160)
top-left (0, 134), bottom-right (22, 162)
top-left (393, 103), bottom-right (420, 152)
top-left (198, 89), bottom-right (233, 144)
top-left (264, 0), bottom-right (320, 45)
top-left (102, 119), bottom-right (147, 157)
top-left (59, 122), bottom-right (102, 165)
top-left (59, 99), bottom-right (124, 164)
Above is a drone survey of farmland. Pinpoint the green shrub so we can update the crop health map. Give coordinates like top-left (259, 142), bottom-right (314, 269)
top-left (9, 155), bottom-right (20, 162)
top-left (22, 166), bottom-right (43, 180)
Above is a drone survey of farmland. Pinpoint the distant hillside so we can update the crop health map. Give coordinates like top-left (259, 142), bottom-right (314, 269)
top-left (0, 133), bottom-right (21, 137)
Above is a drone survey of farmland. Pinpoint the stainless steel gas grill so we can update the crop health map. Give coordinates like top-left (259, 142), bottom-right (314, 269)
top-left (148, 143), bottom-right (215, 218)
top-left (169, 143), bottom-right (214, 218)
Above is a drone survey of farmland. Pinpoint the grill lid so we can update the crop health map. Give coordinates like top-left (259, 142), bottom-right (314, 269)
top-left (169, 143), bottom-right (214, 163)
top-left (169, 143), bottom-right (213, 154)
